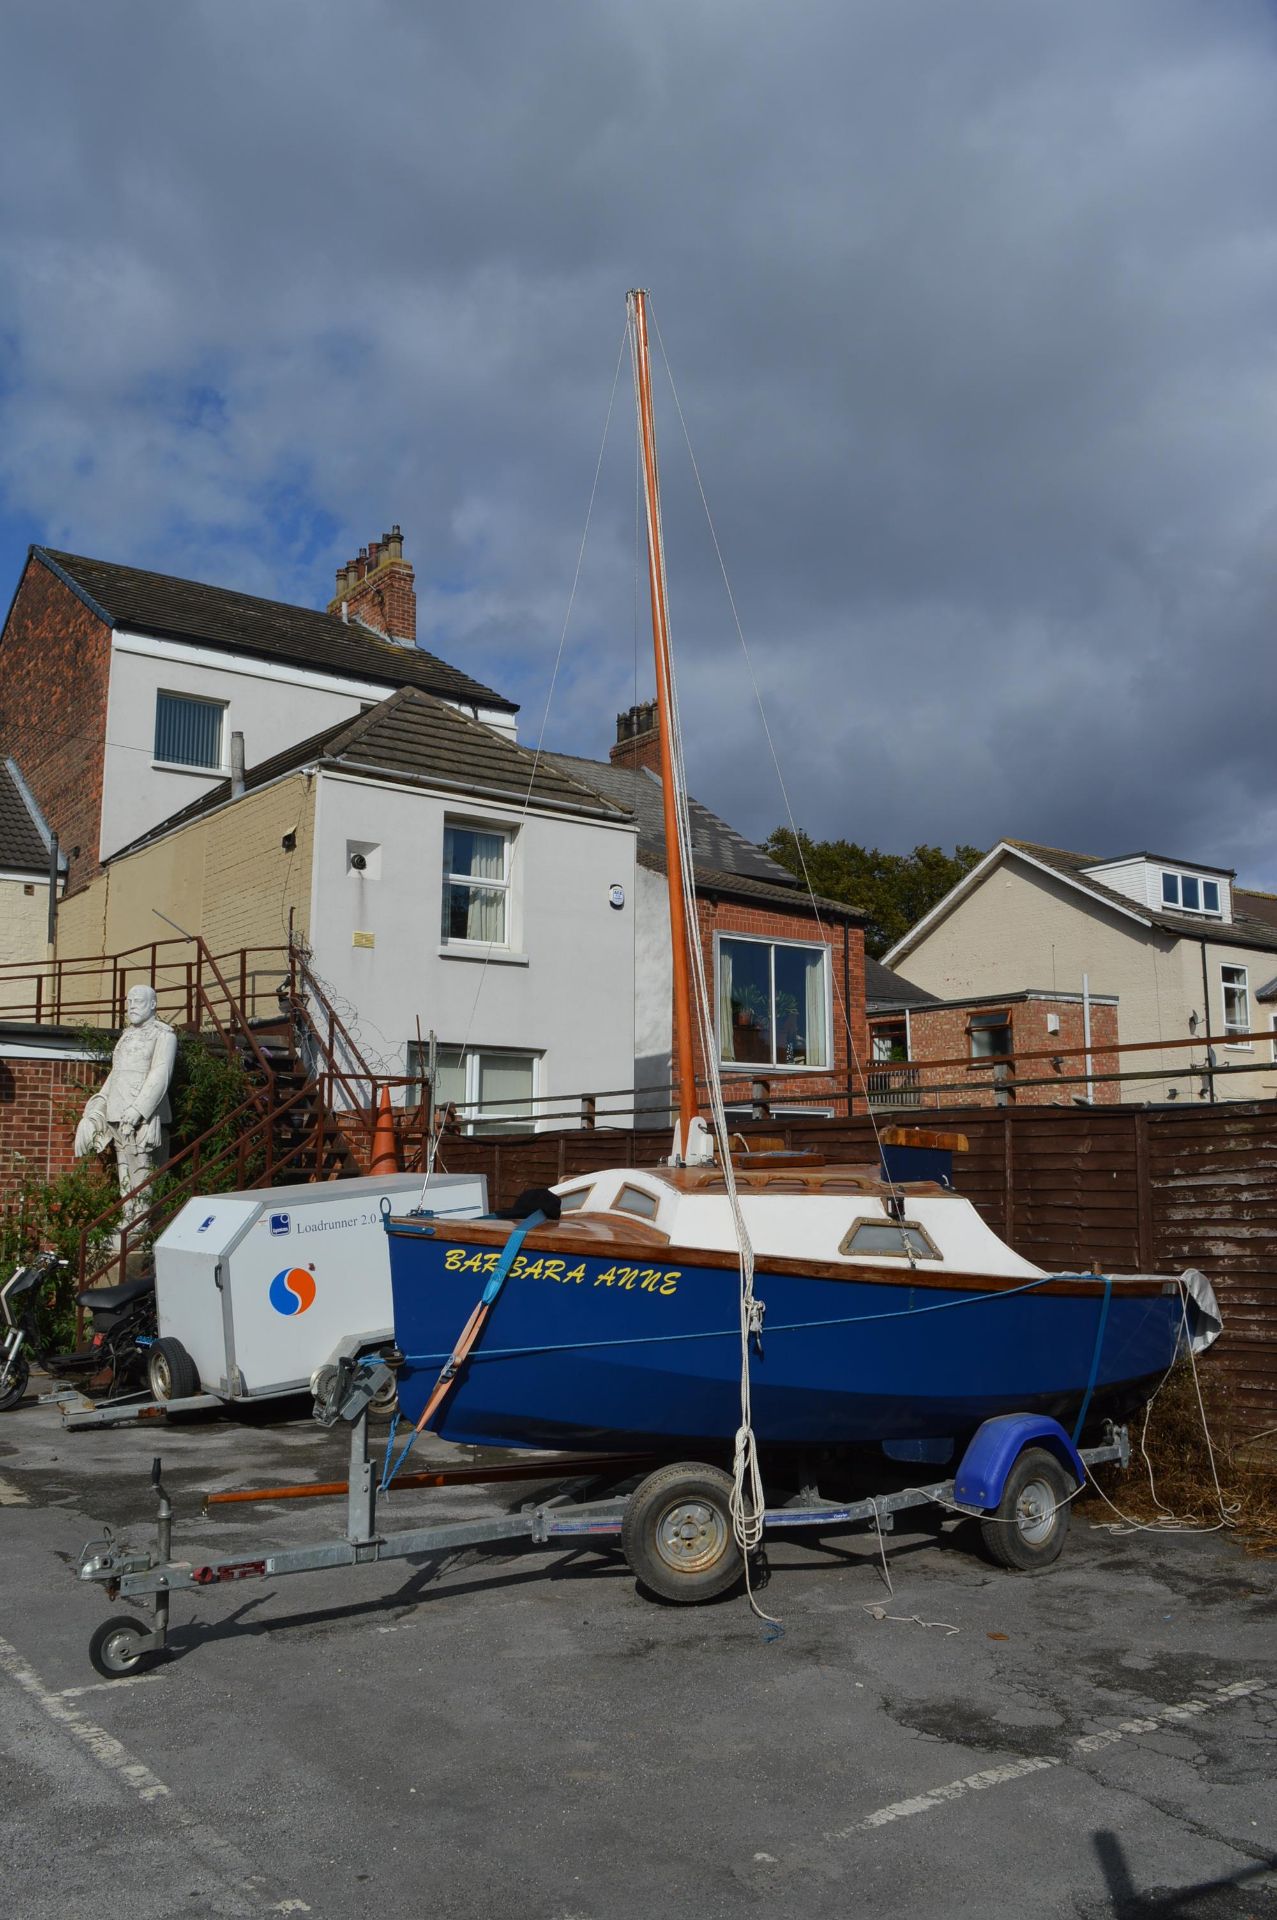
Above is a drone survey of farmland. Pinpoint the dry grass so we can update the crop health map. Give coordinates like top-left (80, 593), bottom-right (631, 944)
top-left (1084, 1357), bottom-right (1277, 1555)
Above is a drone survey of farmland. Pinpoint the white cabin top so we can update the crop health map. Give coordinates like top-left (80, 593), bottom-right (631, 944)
top-left (551, 1166), bottom-right (1042, 1279)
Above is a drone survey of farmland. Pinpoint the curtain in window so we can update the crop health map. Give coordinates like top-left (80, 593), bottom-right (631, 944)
top-left (803, 948), bottom-right (827, 1067)
top-left (443, 827), bottom-right (507, 943)
top-left (717, 942), bottom-right (735, 1061)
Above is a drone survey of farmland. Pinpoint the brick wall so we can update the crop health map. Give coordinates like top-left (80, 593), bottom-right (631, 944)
top-left (871, 997), bottom-right (1121, 1107)
top-left (0, 558), bottom-right (112, 893)
top-left (0, 1052), bottom-right (98, 1201)
top-left (683, 895), bottom-right (867, 1114)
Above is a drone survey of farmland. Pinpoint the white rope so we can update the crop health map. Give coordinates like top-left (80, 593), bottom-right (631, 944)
top-left (1086, 1276), bottom-right (1239, 1536)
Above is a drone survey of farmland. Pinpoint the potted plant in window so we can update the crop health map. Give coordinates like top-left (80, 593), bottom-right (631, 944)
top-left (731, 981), bottom-right (769, 1063)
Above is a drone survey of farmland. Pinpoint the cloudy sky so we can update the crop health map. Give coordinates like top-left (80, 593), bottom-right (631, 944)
top-left (3, 2), bottom-right (1276, 885)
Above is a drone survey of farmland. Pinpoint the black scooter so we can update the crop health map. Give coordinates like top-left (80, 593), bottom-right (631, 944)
top-left (0, 1250), bottom-right (156, 1411)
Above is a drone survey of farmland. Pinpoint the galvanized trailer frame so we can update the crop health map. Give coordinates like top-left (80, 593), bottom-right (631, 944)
top-left (76, 1361), bottom-right (1130, 1678)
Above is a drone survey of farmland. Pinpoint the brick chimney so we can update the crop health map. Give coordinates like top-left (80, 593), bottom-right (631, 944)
top-left (328, 524), bottom-right (416, 645)
top-left (609, 700), bottom-right (662, 773)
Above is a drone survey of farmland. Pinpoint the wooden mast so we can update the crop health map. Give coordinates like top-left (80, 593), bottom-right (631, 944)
top-left (628, 289), bottom-right (700, 1158)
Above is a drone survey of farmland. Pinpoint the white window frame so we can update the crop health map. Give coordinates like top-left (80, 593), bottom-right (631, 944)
top-left (153, 689), bottom-right (227, 773)
top-left (1160, 869), bottom-right (1223, 917)
top-left (1221, 964), bottom-right (1251, 1045)
top-left (440, 819), bottom-right (513, 950)
top-left (408, 1040), bottom-right (540, 1135)
top-left (713, 930), bottom-right (833, 1074)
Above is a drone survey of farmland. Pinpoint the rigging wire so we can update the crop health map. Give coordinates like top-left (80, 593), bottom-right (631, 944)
top-left (630, 297), bottom-right (775, 1622)
top-left (648, 306), bottom-right (901, 1213)
top-left (414, 322), bottom-right (629, 1205)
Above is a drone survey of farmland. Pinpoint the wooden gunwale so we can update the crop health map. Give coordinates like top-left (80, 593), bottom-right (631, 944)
top-left (385, 1216), bottom-right (1172, 1298)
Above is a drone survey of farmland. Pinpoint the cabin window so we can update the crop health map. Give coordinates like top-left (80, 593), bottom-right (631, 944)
top-left (441, 822), bottom-right (512, 945)
top-left (154, 691), bottom-right (225, 770)
top-left (558, 1187), bottom-right (592, 1212)
top-left (968, 1012), bottom-right (1012, 1060)
top-left (612, 1184), bottom-right (659, 1220)
top-left (1221, 965), bottom-right (1250, 1039)
top-left (406, 1041), bottom-right (537, 1134)
top-left (716, 935), bottom-right (830, 1070)
top-left (839, 1219), bottom-right (940, 1261)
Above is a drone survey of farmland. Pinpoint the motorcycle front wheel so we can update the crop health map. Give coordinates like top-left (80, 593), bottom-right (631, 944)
top-left (0, 1351), bottom-right (31, 1411)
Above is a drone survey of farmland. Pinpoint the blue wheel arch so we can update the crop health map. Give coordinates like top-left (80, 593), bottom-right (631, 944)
top-left (953, 1414), bottom-right (1086, 1512)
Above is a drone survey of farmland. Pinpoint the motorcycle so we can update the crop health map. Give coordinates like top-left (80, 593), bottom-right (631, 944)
top-left (0, 1250), bottom-right (156, 1411)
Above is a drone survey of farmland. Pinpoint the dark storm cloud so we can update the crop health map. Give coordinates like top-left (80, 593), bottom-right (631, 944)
top-left (1, 1), bottom-right (1275, 881)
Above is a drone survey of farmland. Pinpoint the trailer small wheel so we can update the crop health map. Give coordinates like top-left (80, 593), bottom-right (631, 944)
top-left (0, 1351), bottom-right (30, 1412)
top-left (88, 1616), bottom-right (156, 1679)
top-left (368, 1373), bottom-right (399, 1417)
top-left (979, 1446), bottom-right (1074, 1572)
top-left (622, 1461), bottom-right (744, 1603)
top-left (148, 1337), bottom-right (198, 1403)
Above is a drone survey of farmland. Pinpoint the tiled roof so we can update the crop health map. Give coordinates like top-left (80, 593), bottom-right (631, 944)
top-left (111, 688), bottom-right (627, 859)
top-left (1238, 889), bottom-right (1277, 934)
top-left (864, 956), bottom-right (939, 1010)
top-left (548, 755), bottom-right (801, 887)
top-left (640, 843), bottom-right (863, 923)
top-left (35, 547), bottom-right (518, 714)
top-left (0, 759), bottom-right (52, 872)
top-left (1006, 840), bottom-right (1277, 956)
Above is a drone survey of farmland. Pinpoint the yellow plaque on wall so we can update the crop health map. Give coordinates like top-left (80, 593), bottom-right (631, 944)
top-left (352, 930), bottom-right (375, 949)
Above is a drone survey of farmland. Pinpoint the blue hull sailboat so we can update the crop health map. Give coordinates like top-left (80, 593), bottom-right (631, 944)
top-left (385, 1162), bottom-right (1210, 1455)
top-left (384, 290), bottom-right (1218, 1474)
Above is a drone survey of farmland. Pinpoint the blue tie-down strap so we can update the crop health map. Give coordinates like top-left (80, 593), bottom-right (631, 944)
top-left (478, 1212), bottom-right (542, 1306)
top-left (1071, 1275), bottom-right (1113, 1445)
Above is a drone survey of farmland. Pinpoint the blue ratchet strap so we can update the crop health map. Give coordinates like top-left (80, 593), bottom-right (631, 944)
top-left (1071, 1274), bottom-right (1113, 1444)
top-left (404, 1209), bottom-right (545, 1451)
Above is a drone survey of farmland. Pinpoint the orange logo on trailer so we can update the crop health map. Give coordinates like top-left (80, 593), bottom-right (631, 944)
top-left (269, 1267), bottom-right (317, 1316)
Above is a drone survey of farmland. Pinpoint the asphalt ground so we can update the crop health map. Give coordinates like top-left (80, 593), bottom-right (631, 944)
top-left (0, 1385), bottom-right (1274, 1920)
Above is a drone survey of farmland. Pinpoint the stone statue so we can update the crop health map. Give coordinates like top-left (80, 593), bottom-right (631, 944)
top-left (74, 984), bottom-right (178, 1229)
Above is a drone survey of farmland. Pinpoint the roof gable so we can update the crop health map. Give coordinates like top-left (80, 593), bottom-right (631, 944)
top-left (35, 547), bottom-right (518, 715)
top-left (110, 687), bottom-right (628, 860)
top-left (883, 837), bottom-right (1277, 965)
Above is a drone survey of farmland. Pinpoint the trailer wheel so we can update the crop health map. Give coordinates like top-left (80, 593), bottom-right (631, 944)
top-left (0, 1352), bottom-right (30, 1412)
top-left (148, 1338), bottom-right (198, 1403)
top-left (979, 1447), bottom-right (1074, 1572)
top-left (622, 1462), bottom-right (744, 1604)
top-left (88, 1616), bottom-right (156, 1679)
top-left (368, 1373), bottom-right (399, 1417)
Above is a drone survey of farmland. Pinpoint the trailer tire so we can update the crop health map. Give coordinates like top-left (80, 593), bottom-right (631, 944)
top-left (979, 1446), bottom-right (1073, 1571)
top-left (622, 1462), bottom-right (744, 1604)
top-left (148, 1337), bottom-right (199, 1403)
top-left (88, 1616), bottom-right (156, 1679)
top-left (0, 1352), bottom-right (30, 1412)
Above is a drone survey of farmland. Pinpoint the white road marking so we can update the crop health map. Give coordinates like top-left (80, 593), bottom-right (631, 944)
top-left (0, 1475), bottom-right (30, 1505)
top-left (828, 1677), bottom-right (1269, 1840)
top-left (59, 1672), bottom-right (167, 1698)
top-left (0, 1635), bottom-right (171, 1802)
top-left (0, 1635), bottom-right (312, 1913)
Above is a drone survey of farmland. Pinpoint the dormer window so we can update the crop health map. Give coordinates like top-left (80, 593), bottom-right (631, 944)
top-left (1161, 870), bottom-right (1221, 916)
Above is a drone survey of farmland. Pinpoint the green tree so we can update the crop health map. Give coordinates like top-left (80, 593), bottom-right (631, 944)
top-left (763, 829), bottom-right (984, 958)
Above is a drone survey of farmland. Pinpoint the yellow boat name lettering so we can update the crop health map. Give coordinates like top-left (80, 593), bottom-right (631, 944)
top-left (443, 1247), bottom-right (679, 1296)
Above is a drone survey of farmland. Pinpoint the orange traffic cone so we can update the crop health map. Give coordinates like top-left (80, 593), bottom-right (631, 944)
top-left (369, 1086), bottom-right (400, 1175)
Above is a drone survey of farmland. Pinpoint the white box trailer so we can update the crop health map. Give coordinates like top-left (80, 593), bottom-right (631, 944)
top-left (152, 1172), bottom-right (488, 1403)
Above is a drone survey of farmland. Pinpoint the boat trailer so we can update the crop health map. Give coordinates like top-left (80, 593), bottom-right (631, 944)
top-left (77, 1358), bottom-right (1131, 1678)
